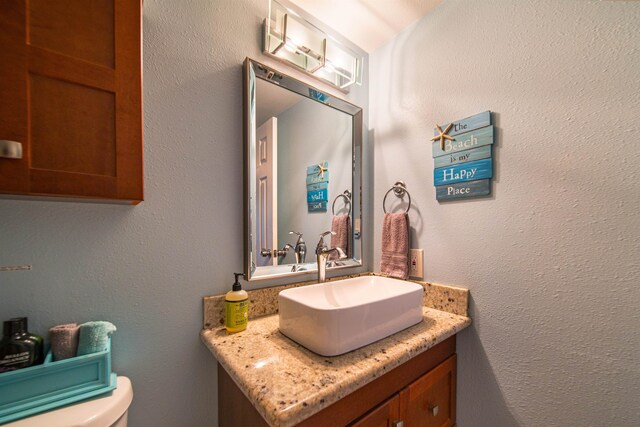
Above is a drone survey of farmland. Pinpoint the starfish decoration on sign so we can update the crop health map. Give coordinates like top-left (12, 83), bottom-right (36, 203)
top-left (316, 163), bottom-right (327, 178)
top-left (431, 123), bottom-right (455, 150)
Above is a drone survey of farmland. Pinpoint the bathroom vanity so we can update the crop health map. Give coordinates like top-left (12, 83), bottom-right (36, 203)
top-left (201, 276), bottom-right (470, 427)
top-left (220, 54), bottom-right (472, 426)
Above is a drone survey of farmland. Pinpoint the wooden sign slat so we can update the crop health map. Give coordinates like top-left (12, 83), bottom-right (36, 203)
top-left (306, 182), bottom-right (328, 191)
top-left (308, 201), bottom-right (327, 212)
top-left (433, 111), bottom-right (491, 138)
top-left (432, 125), bottom-right (493, 158)
top-left (433, 158), bottom-right (492, 186)
top-left (306, 172), bottom-right (329, 185)
top-left (436, 179), bottom-right (491, 201)
top-left (307, 189), bottom-right (328, 202)
top-left (433, 145), bottom-right (492, 168)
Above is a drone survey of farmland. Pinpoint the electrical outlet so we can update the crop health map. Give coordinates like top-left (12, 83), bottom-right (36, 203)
top-left (409, 249), bottom-right (424, 279)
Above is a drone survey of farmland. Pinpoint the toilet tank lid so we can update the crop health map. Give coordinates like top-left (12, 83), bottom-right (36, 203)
top-left (7, 376), bottom-right (133, 427)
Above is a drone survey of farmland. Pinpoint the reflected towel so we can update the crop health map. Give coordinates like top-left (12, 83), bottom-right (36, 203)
top-left (49, 323), bottom-right (80, 361)
top-left (77, 321), bottom-right (116, 356)
top-left (380, 212), bottom-right (410, 279)
top-left (329, 215), bottom-right (350, 260)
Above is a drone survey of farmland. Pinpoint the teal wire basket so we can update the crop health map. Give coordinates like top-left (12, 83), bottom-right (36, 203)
top-left (0, 337), bottom-right (117, 424)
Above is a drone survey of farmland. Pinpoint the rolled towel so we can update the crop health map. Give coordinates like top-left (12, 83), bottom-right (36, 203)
top-left (49, 323), bottom-right (80, 361)
top-left (77, 321), bottom-right (117, 356)
top-left (329, 214), bottom-right (351, 260)
top-left (380, 212), bottom-right (410, 279)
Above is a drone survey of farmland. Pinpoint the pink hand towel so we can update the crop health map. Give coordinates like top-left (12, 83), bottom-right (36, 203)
top-left (380, 212), bottom-right (410, 279)
top-left (329, 214), bottom-right (351, 260)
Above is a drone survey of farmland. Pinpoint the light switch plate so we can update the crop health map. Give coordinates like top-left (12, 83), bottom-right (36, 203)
top-left (409, 249), bottom-right (424, 279)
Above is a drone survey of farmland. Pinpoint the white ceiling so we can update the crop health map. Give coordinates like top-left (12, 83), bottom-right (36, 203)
top-left (289, 0), bottom-right (443, 53)
top-left (256, 79), bottom-right (303, 126)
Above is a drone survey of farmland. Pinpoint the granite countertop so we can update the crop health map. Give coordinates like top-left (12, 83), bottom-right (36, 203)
top-left (200, 277), bottom-right (471, 427)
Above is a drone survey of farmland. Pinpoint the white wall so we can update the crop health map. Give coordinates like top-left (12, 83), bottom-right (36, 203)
top-left (0, 1), bottom-right (369, 426)
top-left (371, 1), bottom-right (640, 425)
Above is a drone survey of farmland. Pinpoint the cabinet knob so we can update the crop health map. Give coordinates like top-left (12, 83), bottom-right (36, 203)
top-left (0, 140), bottom-right (23, 159)
top-left (430, 404), bottom-right (439, 416)
top-left (392, 421), bottom-right (404, 427)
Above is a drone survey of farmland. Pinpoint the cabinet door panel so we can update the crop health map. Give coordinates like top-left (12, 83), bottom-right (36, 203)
top-left (29, 0), bottom-right (115, 68)
top-left (30, 74), bottom-right (116, 176)
top-left (400, 355), bottom-right (456, 427)
top-left (0, 0), bottom-right (142, 202)
top-left (0, 0), bottom-right (28, 193)
top-left (351, 395), bottom-right (400, 427)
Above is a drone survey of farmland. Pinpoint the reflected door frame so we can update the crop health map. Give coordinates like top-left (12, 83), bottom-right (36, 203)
top-left (255, 117), bottom-right (278, 267)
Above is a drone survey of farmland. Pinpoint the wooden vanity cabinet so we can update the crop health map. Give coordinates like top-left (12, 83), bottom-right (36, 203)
top-left (218, 335), bottom-right (458, 427)
top-left (0, 0), bottom-right (143, 203)
top-left (349, 355), bottom-right (456, 427)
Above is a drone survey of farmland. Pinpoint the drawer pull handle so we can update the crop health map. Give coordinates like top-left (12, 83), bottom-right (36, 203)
top-left (0, 140), bottom-right (23, 159)
top-left (430, 405), bottom-right (439, 416)
top-left (392, 421), bottom-right (404, 427)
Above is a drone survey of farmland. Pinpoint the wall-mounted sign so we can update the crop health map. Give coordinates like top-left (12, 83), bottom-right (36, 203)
top-left (431, 111), bottom-right (494, 201)
top-left (307, 162), bottom-right (329, 212)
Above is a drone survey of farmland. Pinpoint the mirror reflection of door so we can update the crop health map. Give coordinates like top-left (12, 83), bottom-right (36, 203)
top-left (256, 117), bottom-right (278, 267)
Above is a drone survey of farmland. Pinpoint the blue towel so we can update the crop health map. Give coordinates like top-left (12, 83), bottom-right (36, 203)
top-left (77, 321), bottom-right (116, 356)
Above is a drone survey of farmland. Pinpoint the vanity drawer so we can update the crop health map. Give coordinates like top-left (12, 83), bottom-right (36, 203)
top-left (350, 395), bottom-right (399, 427)
top-left (399, 355), bottom-right (456, 427)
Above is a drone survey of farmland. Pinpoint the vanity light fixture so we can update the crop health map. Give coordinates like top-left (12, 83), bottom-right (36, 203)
top-left (263, 0), bottom-right (363, 91)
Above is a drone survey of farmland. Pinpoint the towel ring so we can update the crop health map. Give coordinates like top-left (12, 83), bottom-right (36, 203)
top-left (383, 181), bottom-right (411, 214)
top-left (332, 190), bottom-right (352, 215)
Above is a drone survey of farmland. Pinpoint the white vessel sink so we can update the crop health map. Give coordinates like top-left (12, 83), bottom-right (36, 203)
top-left (278, 275), bottom-right (424, 356)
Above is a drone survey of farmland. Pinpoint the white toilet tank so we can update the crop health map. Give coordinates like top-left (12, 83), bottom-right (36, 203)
top-left (7, 376), bottom-right (133, 427)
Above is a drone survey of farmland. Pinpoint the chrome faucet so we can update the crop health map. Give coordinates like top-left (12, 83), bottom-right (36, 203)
top-left (316, 231), bottom-right (346, 283)
top-left (289, 231), bottom-right (307, 264)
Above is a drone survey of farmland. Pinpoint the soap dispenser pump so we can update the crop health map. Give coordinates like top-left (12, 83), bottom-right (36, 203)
top-left (225, 273), bottom-right (248, 334)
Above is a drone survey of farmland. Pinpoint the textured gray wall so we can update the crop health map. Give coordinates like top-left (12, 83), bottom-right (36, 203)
top-left (371, 1), bottom-right (640, 425)
top-left (0, 1), bottom-right (369, 426)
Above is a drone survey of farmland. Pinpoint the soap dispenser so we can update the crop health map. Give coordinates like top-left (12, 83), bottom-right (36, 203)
top-left (225, 273), bottom-right (249, 334)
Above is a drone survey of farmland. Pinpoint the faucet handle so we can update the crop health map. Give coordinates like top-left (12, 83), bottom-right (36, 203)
top-left (318, 230), bottom-right (335, 245)
top-left (316, 230), bottom-right (335, 254)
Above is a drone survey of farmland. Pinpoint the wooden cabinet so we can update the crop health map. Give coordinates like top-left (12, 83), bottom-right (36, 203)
top-left (398, 355), bottom-right (456, 427)
top-left (218, 335), bottom-right (458, 427)
top-left (351, 356), bottom-right (456, 427)
top-left (351, 395), bottom-right (400, 427)
top-left (0, 0), bottom-right (143, 204)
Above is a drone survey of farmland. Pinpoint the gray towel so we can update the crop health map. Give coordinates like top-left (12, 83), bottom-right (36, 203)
top-left (49, 323), bottom-right (80, 361)
top-left (77, 321), bottom-right (117, 356)
top-left (380, 212), bottom-right (410, 279)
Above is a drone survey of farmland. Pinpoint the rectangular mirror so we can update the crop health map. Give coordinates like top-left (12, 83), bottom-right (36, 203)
top-left (244, 58), bottom-right (363, 281)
